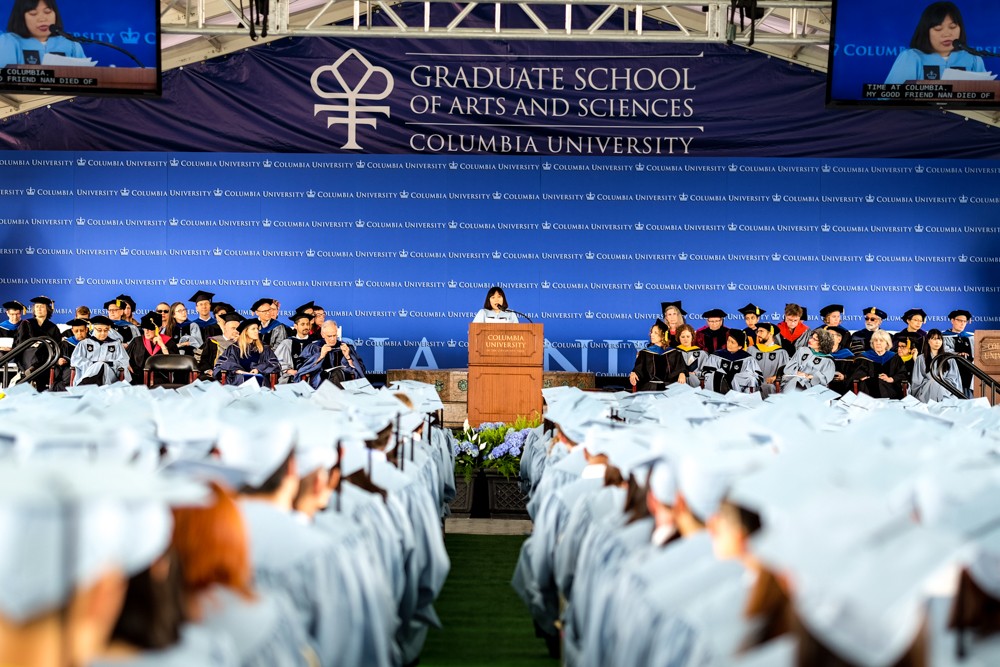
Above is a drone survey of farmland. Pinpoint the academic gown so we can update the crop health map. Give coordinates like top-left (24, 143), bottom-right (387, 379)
top-left (108, 320), bottom-right (140, 345)
top-left (631, 344), bottom-right (685, 391)
top-left (701, 349), bottom-right (762, 394)
top-left (519, 424), bottom-right (550, 498)
top-left (747, 345), bottom-right (788, 398)
top-left (89, 623), bottom-right (238, 667)
top-left (892, 328), bottom-right (927, 355)
top-left (826, 324), bottom-right (853, 351)
top-left (215, 345), bottom-right (281, 386)
top-left (192, 315), bottom-right (221, 339)
top-left (781, 348), bottom-right (835, 392)
top-left (70, 337), bottom-right (131, 386)
top-left (851, 328), bottom-right (877, 353)
top-left (125, 334), bottom-right (180, 385)
top-left (198, 335), bottom-right (235, 376)
top-left (5, 35), bottom-right (86, 67)
top-left (677, 346), bottom-right (707, 389)
top-left (694, 326), bottom-right (728, 355)
top-left (259, 320), bottom-right (289, 347)
top-left (52, 336), bottom-right (86, 391)
top-left (294, 340), bottom-right (366, 388)
top-left (777, 322), bottom-right (809, 357)
top-left (13, 316), bottom-right (62, 372)
top-left (0, 319), bottom-right (17, 332)
top-left (885, 48), bottom-right (986, 85)
top-left (943, 330), bottom-right (974, 394)
top-left (828, 348), bottom-right (857, 395)
top-left (274, 335), bottom-right (318, 379)
top-left (850, 350), bottom-right (909, 399)
top-left (472, 308), bottom-right (519, 323)
top-left (911, 353), bottom-right (964, 403)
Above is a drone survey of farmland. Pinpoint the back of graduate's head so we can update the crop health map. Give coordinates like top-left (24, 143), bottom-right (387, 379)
top-left (110, 550), bottom-right (185, 652)
top-left (910, 2), bottom-right (967, 53)
top-left (948, 568), bottom-right (1000, 640)
top-left (171, 482), bottom-right (255, 609)
top-left (793, 611), bottom-right (928, 667)
top-left (239, 449), bottom-right (297, 497)
top-left (365, 423), bottom-right (394, 451)
top-left (623, 472), bottom-right (651, 524)
top-left (707, 498), bottom-right (762, 561)
top-left (7, 0), bottom-right (66, 37)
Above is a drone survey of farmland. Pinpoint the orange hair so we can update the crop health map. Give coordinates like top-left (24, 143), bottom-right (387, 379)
top-left (171, 482), bottom-right (255, 603)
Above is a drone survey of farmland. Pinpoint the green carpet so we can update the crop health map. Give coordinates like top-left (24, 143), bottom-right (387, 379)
top-left (420, 534), bottom-right (558, 667)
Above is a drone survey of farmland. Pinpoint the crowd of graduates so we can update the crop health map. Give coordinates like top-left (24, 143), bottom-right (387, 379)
top-left (0, 376), bottom-right (454, 667)
top-left (630, 301), bottom-right (975, 402)
top-left (514, 384), bottom-right (1000, 667)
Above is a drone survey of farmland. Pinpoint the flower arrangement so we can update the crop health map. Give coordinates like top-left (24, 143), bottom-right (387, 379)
top-left (454, 413), bottom-right (540, 482)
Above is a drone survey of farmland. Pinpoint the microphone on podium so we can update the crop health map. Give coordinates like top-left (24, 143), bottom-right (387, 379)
top-left (48, 25), bottom-right (146, 67)
top-left (501, 305), bottom-right (533, 323)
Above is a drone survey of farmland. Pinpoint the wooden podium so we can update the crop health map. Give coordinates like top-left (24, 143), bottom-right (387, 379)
top-left (975, 330), bottom-right (1000, 404)
top-left (467, 323), bottom-right (543, 426)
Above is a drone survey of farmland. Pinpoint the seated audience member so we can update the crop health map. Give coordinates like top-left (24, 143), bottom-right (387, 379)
top-left (911, 329), bottom-right (963, 402)
top-left (750, 323), bottom-right (788, 398)
top-left (104, 298), bottom-right (140, 344)
top-left (825, 326), bottom-right (856, 395)
top-left (251, 298), bottom-right (288, 348)
top-left (675, 324), bottom-right (705, 389)
top-left (189, 290), bottom-right (218, 333)
top-left (777, 303), bottom-right (809, 357)
top-left (62, 304), bottom-right (93, 340)
top-left (155, 302), bottom-right (172, 328)
top-left (694, 308), bottom-right (729, 355)
top-left (165, 301), bottom-right (203, 356)
top-left (115, 294), bottom-right (139, 326)
top-left (781, 328), bottom-right (835, 392)
top-left (852, 306), bottom-right (886, 353)
top-left (274, 311), bottom-right (318, 382)
top-left (312, 304), bottom-right (326, 335)
top-left (295, 321), bottom-right (366, 389)
top-left (214, 319), bottom-right (281, 387)
top-left (819, 303), bottom-right (852, 351)
top-left (660, 301), bottom-right (687, 348)
top-left (14, 295), bottom-right (62, 385)
top-left (199, 312), bottom-right (243, 379)
top-left (52, 317), bottom-right (91, 391)
top-left (895, 333), bottom-right (919, 379)
top-left (737, 303), bottom-right (765, 345)
top-left (629, 319), bottom-right (685, 391)
top-left (851, 329), bottom-right (908, 399)
top-left (701, 330), bottom-right (761, 394)
top-left (70, 315), bottom-right (131, 386)
top-left (0, 299), bottom-right (24, 332)
top-left (892, 308), bottom-right (928, 355)
top-left (126, 312), bottom-right (180, 385)
top-left (942, 308), bottom-right (974, 397)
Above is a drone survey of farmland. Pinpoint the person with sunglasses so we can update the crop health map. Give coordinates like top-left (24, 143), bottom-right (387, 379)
top-left (850, 306), bottom-right (887, 354)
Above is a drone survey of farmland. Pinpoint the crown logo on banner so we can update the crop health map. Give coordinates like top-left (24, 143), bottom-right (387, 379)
top-left (76, 157), bottom-right (86, 167)
top-left (821, 282), bottom-right (830, 291)
top-left (541, 281), bottom-right (551, 289)
top-left (262, 218), bottom-right (272, 227)
top-left (541, 162), bottom-right (551, 170)
top-left (959, 254), bottom-right (968, 262)
top-left (449, 161), bottom-right (458, 170)
top-left (447, 280), bottom-right (457, 288)
top-left (865, 194), bottom-right (875, 203)
top-left (585, 310), bottom-right (594, 319)
top-left (398, 309), bottom-right (408, 318)
top-left (261, 277), bottom-right (271, 287)
top-left (168, 277), bottom-right (178, 286)
top-left (306, 190), bottom-right (316, 198)
top-left (169, 217), bottom-right (178, 226)
top-left (728, 282), bottom-right (737, 291)
top-left (492, 250), bottom-right (502, 259)
top-left (635, 164), bottom-right (645, 172)
top-left (214, 188), bottom-right (223, 197)
top-left (585, 192), bottom-right (595, 201)
top-left (772, 193), bottom-right (781, 203)
top-left (25, 187), bottom-right (35, 195)
top-left (24, 246), bottom-right (35, 255)
top-left (728, 222), bottom-right (738, 232)
top-left (448, 220), bottom-right (458, 229)
top-left (771, 252), bottom-right (781, 262)
top-left (914, 284), bottom-right (924, 293)
top-left (213, 247), bottom-right (222, 257)
top-left (169, 158), bottom-right (179, 167)
top-left (355, 219), bottom-right (364, 228)
top-left (772, 311), bottom-right (781, 320)
top-left (728, 163), bottom-right (738, 172)
top-left (305, 249), bottom-right (316, 258)
top-left (399, 249), bottom-right (408, 258)
top-left (355, 278), bottom-right (364, 287)
top-left (914, 224), bottom-right (924, 233)
top-left (821, 164), bottom-right (831, 173)
top-left (678, 193), bottom-right (688, 202)
top-left (865, 253), bottom-right (875, 262)
top-left (959, 195), bottom-right (968, 204)
top-left (678, 252), bottom-right (688, 261)
top-left (120, 188), bottom-right (130, 197)
top-left (634, 281), bottom-right (643, 290)
top-left (493, 191), bottom-right (502, 200)
top-left (585, 251), bottom-right (595, 260)
top-left (120, 28), bottom-right (140, 44)
top-left (821, 223), bottom-right (830, 232)
top-left (76, 217), bottom-right (86, 226)
top-left (634, 222), bottom-right (644, 231)
top-left (447, 339), bottom-right (457, 348)
top-left (399, 191), bottom-right (409, 199)
top-left (914, 165), bottom-right (924, 174)
top-left (120, 247), bottom-right (129, 256)
top-left (76, 276), bottom-right (85, 285)
top-left (349, 160), bottom-right (361, 169)
top-left (541, 221), bottom-right (551, 230)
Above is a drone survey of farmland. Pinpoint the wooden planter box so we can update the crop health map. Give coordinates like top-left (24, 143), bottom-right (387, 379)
top-left (449, 477), bottom-right (474, 517)
top-left (485, 471), bottom-right (529, 519)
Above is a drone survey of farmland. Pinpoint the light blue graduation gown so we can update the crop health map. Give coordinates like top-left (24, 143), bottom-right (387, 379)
top-left (90, 623), bottom-right (237, 667)
top-left (71, 338), bottom-right (131, 385)
top-left (911, 354), bottom-right (963, 402)
top-left (781, 349), bottom-right (835, 391)
top-left (885, 48), bottom-right (986, 85)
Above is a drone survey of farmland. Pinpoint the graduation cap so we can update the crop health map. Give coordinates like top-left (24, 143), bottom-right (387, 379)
top-left (250, 298), bottom-right (274, 312)
top-left (737, 303), bottom-right (765, 317)
top-left (2, 300), bottom-right (25, 312)
top-left (289, 311), bottom-right (312, 324)
top-left (88, 315), bottom-right (113, 327)
top-left (901, 308), bottom-right (927, 322)
top-left (863, 307), bottom-right (888, 320)
top-left (727, 330), bottom-right (747, 347)
top-left (294, 300), bottom-right (315, 313)
top-left (702, 308), bottom-right (727, 319)
top-left (30, 296), bottom-right (53, 308)
top-left (219, 311), bottom-right (244, 324)
top-left (948, 309), bottom-right (972, 320)
top-left (114, 294), bottom-right (136, 311)
top-left (215, 416), bottom-right (296, 488)
top-left (755, 322), bottom-right (777, 335)
top-left (188, 290), bottom-right (215, 304)
top-left (65, 318), bottom-right (90, 328)
top-left (648, 459), bottom-right (677, 506)
top-left (102, 298), bottom-right (125, 310)
top-left (661, 301), bottom-right (687, 317)
top-left (237, 318), bottom-right (260, 333)
top-left (652, 318), bottom-right (668, 333)
top-left (139, 313), bottom-right (161, 332)
top-left (819, 304), bottom-right (844, 318)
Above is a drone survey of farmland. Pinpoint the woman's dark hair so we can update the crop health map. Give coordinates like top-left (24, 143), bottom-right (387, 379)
top-left (163, 301), bottom-right (186, 339)
top-left (794, 608), bottom-right (928, 667)
top-left (921, 329), bottom-right (950, 372)
top-left (603, 464), bottom-right (625, 487)
top-left (622, 473), bottom-right (651, 524)
top-left (34, 302), bottom-right (53, 319)
top-left (742, 568), bottom-right (794, 650)
top-left (482, 286), bottom-right (508, 310)
top-left (111, 552), bottom-right (185, 651)
top-left (7, 0), bottom-right (64, 37)
top-left (949, 567), bottom-right (1000, 638)
top-left (910, 2), bottom-right (967, 54)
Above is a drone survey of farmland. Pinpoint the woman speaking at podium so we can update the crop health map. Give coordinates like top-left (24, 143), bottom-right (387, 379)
top-left (0, 0), bottom-right (86, 67)
top-left (472, 286), bottom-right (519, 323)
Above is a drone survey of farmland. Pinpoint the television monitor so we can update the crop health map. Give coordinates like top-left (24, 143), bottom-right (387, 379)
top-left (827, 0), bottom-right (1000, 108)
top-left (0, 0), bottom-right (161, 97)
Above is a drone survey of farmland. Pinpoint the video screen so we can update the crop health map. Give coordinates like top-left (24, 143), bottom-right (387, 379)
top-left (0, 0), bottom-right (160, 97)
top-left (827, 0), bottom-right (1000, 108)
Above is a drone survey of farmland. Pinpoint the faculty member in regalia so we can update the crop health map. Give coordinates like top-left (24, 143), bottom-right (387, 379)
top-left (13, 295), bottom-right (62, 386)
top-left (629, 319), bottom-right (685, 391)
top-left (70, 315), bottom-right (131, 386)
top-left (850, 329), bottom-right (908, 399)
top-left (781, 328), bottom-right (836, 392)
top-left (295, 321), bottom-right (366, 389)
top-left (215, 319), bottom-right (281, 387)
top-left (942, 308), bottom-right (974, 397)
top-left (701, 330), bottom-right (761, 394)
top-left (125, 312), bottom-right (179, 385)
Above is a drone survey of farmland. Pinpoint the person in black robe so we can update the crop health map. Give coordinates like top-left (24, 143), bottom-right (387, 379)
top-left (163, 301), bottom-right (203, 357)
top-left (214, 318), bottom-right (281, 387)
top-left (701, 330), bottom-right (762, 394)
top-left (851, 306), bottom-right (887, 354)
top-left (13, 295), bottom-right (63, 387)
top-left (819, 304), bottom-right (853, 352)
top-left (750, 323), bottom-right (788, 397)
top-left (294, 321), bottom-right (366, 389)
top-left (198, 312), bottom-right (243, 379)
top-left (0, 300), bottom-right (24, 338)
top-left (891, 308), bottom-right (928, 355)
top-left (188, 290), bottom-right (219, 336)
top-left (850, 329), bottom-right (909, 399)
top-left (825, 326), bottom-right (856, 395)
top-left (737, 303), bottom-right (766, 346)
top-left (660, 300), bottom-right (687, 348)
top-left (51, 318), bottom-right (90, 391)
top-left (125, 313), bottom-right (180, 385)
top-left (943, 309), bottom-right (974, 397)
top-left (104, 298), bottom-right (139, 344)
top-left (629, 319), bottom-right (685, 391)
top-left (274, 311), bottom-right (322, 383)
top-left (694, 308), bottom-right (729, 355)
